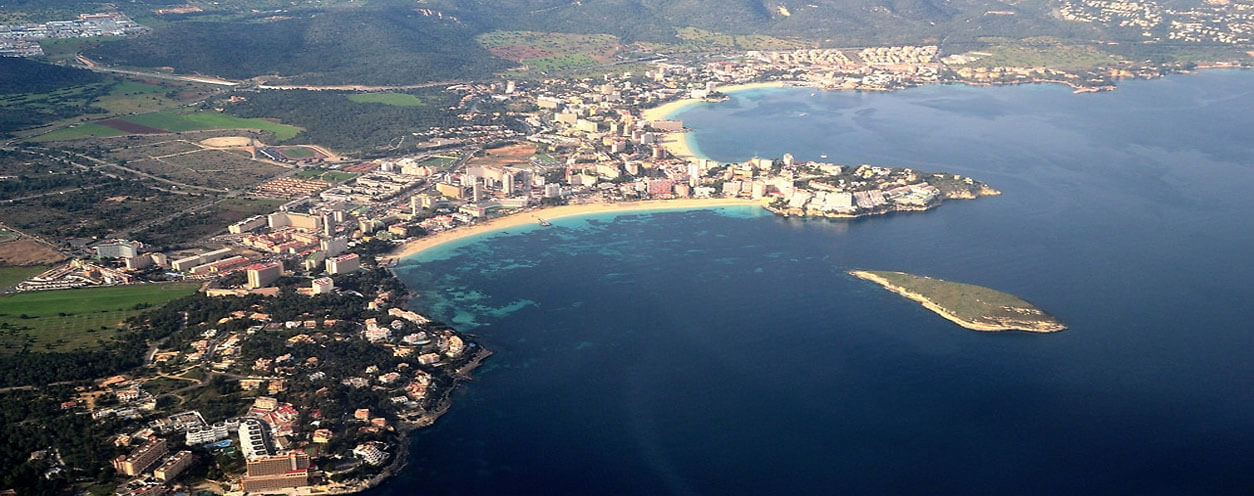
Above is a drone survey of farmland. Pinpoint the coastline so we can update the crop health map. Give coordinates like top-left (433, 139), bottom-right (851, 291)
top-left (386, 198), bottom-right (765, 262)
top-left (642, 81), bottom-right (795, 163)
top-left (849, 270), bottom-right (1065, 333)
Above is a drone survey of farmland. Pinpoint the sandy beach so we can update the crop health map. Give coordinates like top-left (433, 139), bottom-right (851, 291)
top-left (387, 198), bottom-right (765, 261)
top-left (641, 81), bottom-right (794, 163)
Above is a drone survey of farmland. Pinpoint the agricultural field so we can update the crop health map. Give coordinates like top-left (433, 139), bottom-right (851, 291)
top-left (956, 37), bottom-right (1125, 70)
top-left (92, 80), bottom-right (181, 115)
top-left (118, 110), bottom-right (303, 140)
top-left (59, 129), bottom-right (275, 153)
top-left (30, 123), bottom-right (126, 142)
top-left (347, 93), bottom-right (423, 107)
top-left (0, 240), bottom-right (66, 267)
top-left (639, 27), bottom-right (815, 52)
top-left (0, 266), bottom-right (45, 292)
top-left (0, 282), bottom-right (199, 353)
top-left (135, 197), bottom-right (284, 248)
top-left (521, 54), bottom-right (600, 73)
top-left (3, 73), bottom-right (200, 138)
top-left (476, 31), bottom-right (620, 63)
top-left (125, 149), bottom-right (289, 190)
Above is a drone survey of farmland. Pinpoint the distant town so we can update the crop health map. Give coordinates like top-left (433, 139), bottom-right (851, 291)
top-left (0, 13), bottom-right (147, 57)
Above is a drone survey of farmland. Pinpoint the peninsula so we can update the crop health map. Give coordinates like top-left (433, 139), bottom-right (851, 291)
top-left (850, 270), bottom-right (1067, 332)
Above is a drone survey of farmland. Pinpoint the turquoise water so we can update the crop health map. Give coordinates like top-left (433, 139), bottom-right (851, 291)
top-left (383, 72), bottom-right (1253, 495)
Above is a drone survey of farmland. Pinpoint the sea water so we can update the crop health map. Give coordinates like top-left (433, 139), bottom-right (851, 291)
top-left (384, 71), bottom-right (1254, 495)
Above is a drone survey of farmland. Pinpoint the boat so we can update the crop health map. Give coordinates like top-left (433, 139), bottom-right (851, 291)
top-left (537, 218), bottom-right (551, 226)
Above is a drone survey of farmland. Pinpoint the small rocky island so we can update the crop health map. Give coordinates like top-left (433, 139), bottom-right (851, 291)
top-left (850, 270), bottom-right (1066, 332)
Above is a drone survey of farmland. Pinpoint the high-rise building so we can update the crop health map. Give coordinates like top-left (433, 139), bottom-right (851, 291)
top-left (320, 236), bottom-right (348, 257)
top-left (472, 180), bottom-right (483, 203)
top-left (267, 211), bottom-right (321, 231)
top-left (245, 262), bottom-right (282, 289)
top-left (502, 172), bottom-right (515, 196)
top-left (326, 253), bottom-right (361, 274)
top-left (321, 213), bottom-right (335, 236)
top-left (95, 240), bottom-right (141, 259)
top-left (544, 184), bottom-right (562, 198)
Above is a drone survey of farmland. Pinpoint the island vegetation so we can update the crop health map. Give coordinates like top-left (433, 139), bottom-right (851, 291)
top-left (851, 270), bottom-right (1066, 332)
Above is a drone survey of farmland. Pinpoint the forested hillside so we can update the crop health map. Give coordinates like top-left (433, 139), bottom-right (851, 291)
top-left (429, 0), bottom-right (1103, 45)
top-left (84, 5), bottom-right (511, 85)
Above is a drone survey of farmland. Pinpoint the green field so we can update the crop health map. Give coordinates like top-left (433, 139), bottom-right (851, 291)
top-left (522, 54), bottom-right (600, 73)
top-left (36, 36), bottom-right (124, 62)
top-left (121, 110), bottom-right (303, 140)
top-left (0, 266), bottom-right (45, 291)
top-left (958, 37), bottom-right (1124, 70)
top-left (30, 123), bottom-right (125, 142)
top-left (278, 146), bottom-right (318, 159)
top-left (418, 156), bottom-right (458, 169)
top-left (347, 93), bottom-right (423, 107)
top-left (0, 282), bottom-right (199, 353)
top-left (4, 76), bottom-right (191, 138)
top-left (532, 153), bottom-right (561, 165)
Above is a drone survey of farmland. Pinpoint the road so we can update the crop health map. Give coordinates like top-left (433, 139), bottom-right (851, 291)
top-left (73, 56), bottom-right (240, 87)
top-left (9, 144), bottom-right (319, 239)
top-left (0, 183), bottom-right (108, 204)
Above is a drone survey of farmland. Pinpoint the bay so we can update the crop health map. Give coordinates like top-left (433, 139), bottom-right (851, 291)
top-left (382, 71), bottom-right (1254, 495)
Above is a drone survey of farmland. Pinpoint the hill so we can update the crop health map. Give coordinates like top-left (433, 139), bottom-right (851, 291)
top-left (429, 0), bottom-right (1105, 45)
top-left (83, 5), bottom-right (512, 86)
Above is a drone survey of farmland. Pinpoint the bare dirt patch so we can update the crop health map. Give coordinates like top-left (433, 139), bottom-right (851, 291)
top-left (200, 136), bottom-right (256, 147)
top-left (0, 239), bottom-right (66, 266)
top-left (468, 143), bottom-right (538, 168)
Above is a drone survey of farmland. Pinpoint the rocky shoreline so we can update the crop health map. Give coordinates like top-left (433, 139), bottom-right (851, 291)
top-left (322, 345), bottom-right (493, 494)
top-left (766, 184), bottom-right (1000, 220)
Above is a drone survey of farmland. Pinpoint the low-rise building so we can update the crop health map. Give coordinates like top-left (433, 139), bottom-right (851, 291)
top-left (240, 451), bottom-right (312, 492)
top-left (111, 437), bottom-right (168, 476)
top-left (245, 262), bottom-right (282, 289)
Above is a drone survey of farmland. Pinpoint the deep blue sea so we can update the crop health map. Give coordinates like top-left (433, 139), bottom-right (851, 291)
top-left (383, 71), bottom-right (1254, 495)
